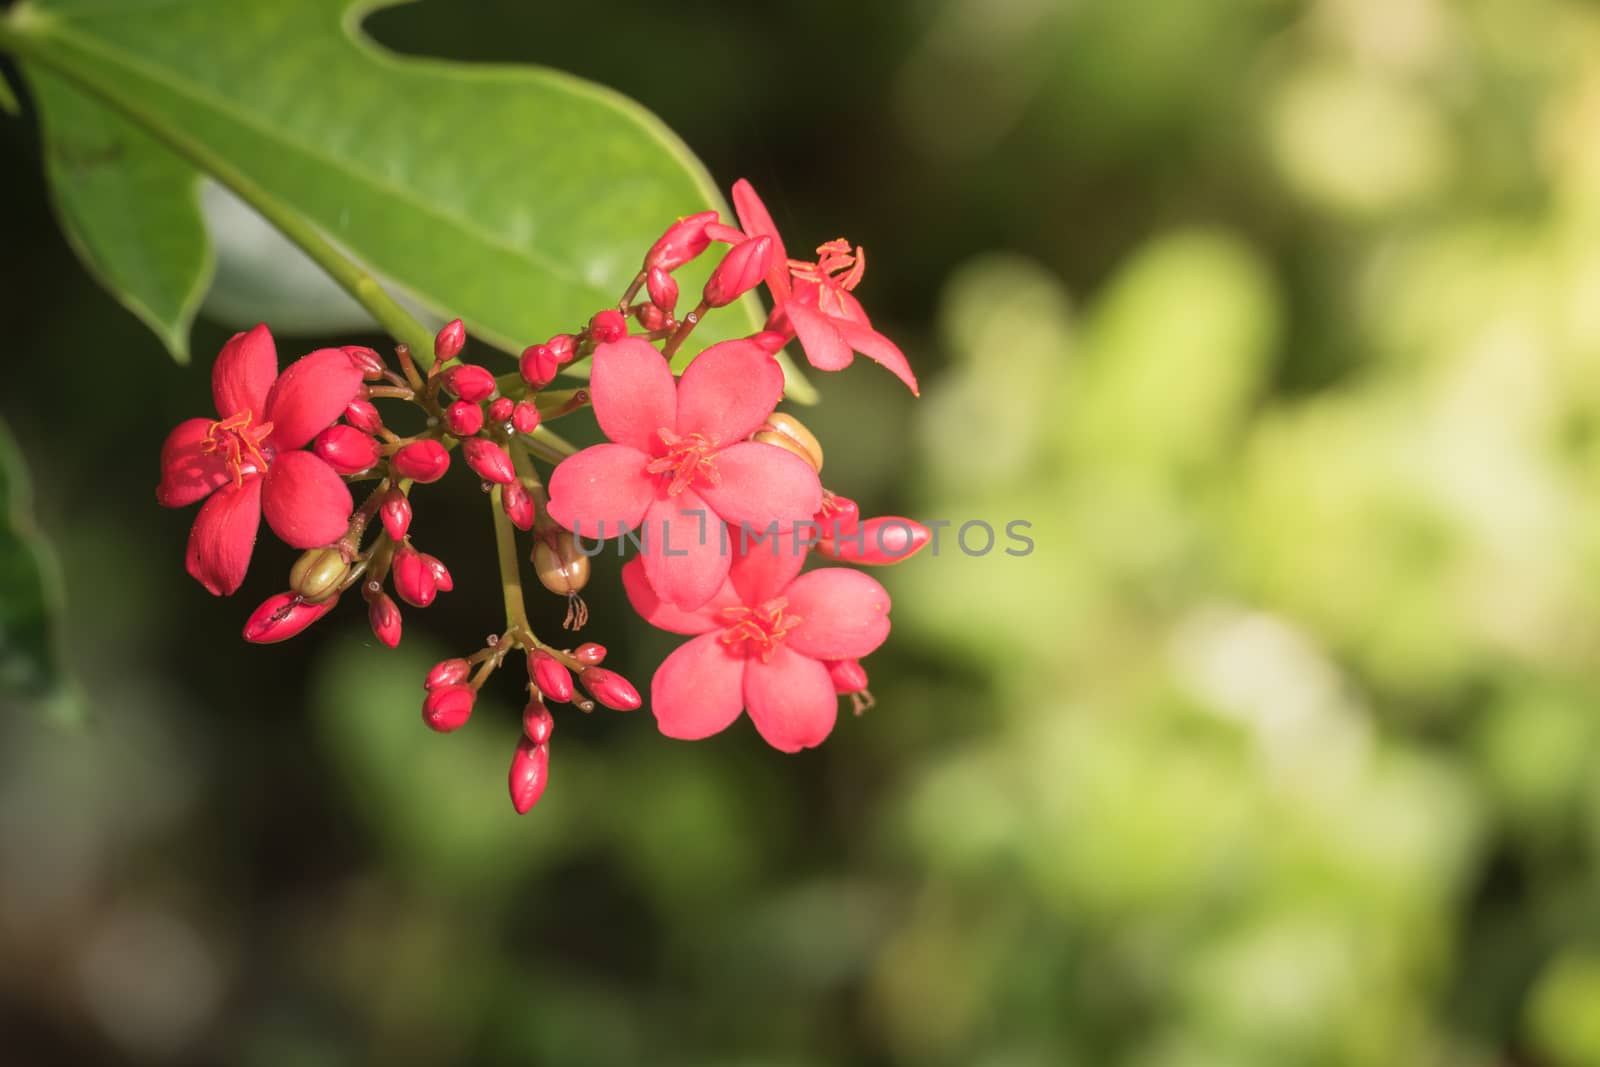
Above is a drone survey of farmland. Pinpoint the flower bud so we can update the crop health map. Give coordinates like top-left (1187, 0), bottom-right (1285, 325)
top-left (443, 363), bottom-right (496, 402)
top-left (421, 552), bottom-right (453, 592)
top-left (580, 667), bottom-right (641, 711)
top-left (392, 544), bottom-right (438, 607)
top-left (705, 220), bottom-right (747, 244)
top-left (534, 529), bottom-right (590, 595)
top-left (434, 319), bottom-right (466, 363)
top-left (520, 345), bottom-right (558, 388)
top-left (530, 650), bottom-right (573, 702)
top-left (646, 267), bottom-right (678, 313)
top-left (289, 546), bottom-right (350, 603)
top-left (423, 683), bottom-right (475, 732)
top-left (644, 210), bottom-right (717, 272)
top-left (442, 399), bottom-right (484, 438)
top-left (547, 333), bottom-right (576, 364)
top-left (501, 481), bottom-right (536, 530)
top-left (588, 308), bottom-right (627, 344)
top-left (752, 411), bottom-right (823, 473)
top-left (574, 642), bottom-right (606, 666)
top-left (392, 439), bottom-right (450, 483)
top-left (342, 345), bottom-right (387, 380)
top-left (379, 488), bottom-right (412, 541)
top-left (313, 424), bottom-right (380, 475)
top-left (818, 516), bottom-right (932, 565)
top-left (508, 737), bottom-right (549, 814)
top-left (827, 658), bottom-right (868, 694)
top-left (368, 592), bottom-right (402, 648)
top-left (487, 396), bottom-right (515, 423)
top-left (522, 698), bottom-right (555, 745)
top-left (426, 657), bottom-right (471, 689)
top-left (751, 330), bottom-right (788, 354)
top-left (814, 492), bottom-right (860, 537)
top-left (511, 400), bottom-right (540, 435)
top-left (463, 437), bottom-right (516, 485)
top-left (637, 304), bottom-right (669, 331)
top-left (703, 236), bottom-right (772, 308)
top-left (344, 398), bottom-right (383, 435)
top-left (242, 592), bottom-right (337, 644)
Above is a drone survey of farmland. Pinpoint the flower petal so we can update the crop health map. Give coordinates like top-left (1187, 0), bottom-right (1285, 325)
top-left (674, 339), bottom-right (785, 443)
top-left (727, 525), bottom-right (808, 604)
top-left (590, 337), bottom-right (676, 453)
top-left (640, 489), bottom-right (730, 611)
top-left (156, 417), bottom-right (230, 508)
top-left (837, 319), bottom-right (920, 396)
top-left (184, 476), bottom-right (263, 596)
top-left (622, 558), bottom-right (732, 634)
top-left (211, 324), bottom-right (278, 420)
top-left (650, 631), bottom-right (748, 741)
top-left (787, 302), bottom-right (854, 372)
top-left (731, 178), bottom-right (791, 304)
top-left (261, 451), bottom-right (354, 549)
top-left (546, 443), bottom-right (654, 537)
top-left (700, 441), bottom-right (822, 530)
top-left (744, 645), bottom-right (837, 752)
top-left (783, 568), bottom-right (892, 661)
top-left (263, 348), bottom-right (364, 450)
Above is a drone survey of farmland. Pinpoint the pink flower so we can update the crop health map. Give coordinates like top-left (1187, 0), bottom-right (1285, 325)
top-left (730, 179), bottom-right (919, 396)
top-left (623, 538), bottom-right (891, 752)
top-left (546, 337), bottom-right (823, 610)
top-left (157, 325), bottom-right (362, 596)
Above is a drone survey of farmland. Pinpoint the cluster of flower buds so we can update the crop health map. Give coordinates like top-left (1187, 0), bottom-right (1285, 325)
top-left (157, 178), bottom-right (928, 814)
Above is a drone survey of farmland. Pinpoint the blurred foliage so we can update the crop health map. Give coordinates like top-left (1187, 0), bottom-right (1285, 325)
top-left (7, 0), bottom-right (1600, 1064)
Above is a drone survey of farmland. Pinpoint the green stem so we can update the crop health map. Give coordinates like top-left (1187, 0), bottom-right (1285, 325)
top-left (490, 487), bottom-right (530, 634)
top-left (0, 13), bottom-right (437, 365)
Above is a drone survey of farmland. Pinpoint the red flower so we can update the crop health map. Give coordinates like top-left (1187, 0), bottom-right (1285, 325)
top-left (157, 325), bottom-right (362, 596)
top-left (730, 179), bottom-right (919, 396)
top-left (546, 337), bottom-right (823, 610)
top-left (623, 538), bottom-right (891, 752)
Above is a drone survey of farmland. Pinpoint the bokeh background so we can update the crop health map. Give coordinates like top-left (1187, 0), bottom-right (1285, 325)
top-left (7, 0), bottom-right (1600, 1063)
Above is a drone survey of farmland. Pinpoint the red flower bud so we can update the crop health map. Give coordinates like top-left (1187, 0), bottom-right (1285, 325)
top-left (463, 437), bottom-right (516, 485)
top-left (522, 698), bottom-right (555, 744)
top-left (342, 345), bottom-right (387, 380)
top-left (421, 552), bottom-right (453, 592)
top-left (443, 363), bottom-right (496, 403)
top-left (313, 424), bottom-right (380, 475)
top-left (646, 266), bottom-right (679, 313)
top-left (423, 683), bottom-right (475, 732)
top-left (519, 344), bottom-right (557, 388)
top-left (508, 737), bottom-right (549, 814)
top-left (442, 399), bottom-right (484, 438)
top-left (705, 220), bottom-right (747, 244)
top-left (644, 210), bottom-right (718, 272)
top-left (368, 592), bottom-right (402, 648)
top-left (379, 488), bottom-right (412, 541)
top-left (501, 481), bottom-right (536, 530)
top-left (392, 544), bottom-right (437, 607)
top-left (574, 642), bottom-right (607, 666)
top-left (426, 657), bottom-right (471, 689)
top-left (751, 330), bottom-right (788, 354)
top-left (392, 439), bottom-right (450, 483)
top-left (487, 396), bottom-right (515, 423)
top-left (344, 398), bottom-right (383, 435)
top-left (434, 319), bottom-right (466, 363)
top-left (546, 334), bottom-right (576, 364)
top-left (531, 650), bottom-right (573, 702)
top-left (511, 400), bottom-right (540, 435)
top-left (704, 236), bottom-right (772, 308)
top-left (588, 308), bottom-right (627, 344)
top-left (242, 592), bottom-right (337, 644)
top-left (580, 667), bottom-right (640, 711)
top-left (637, 304), bottom-right (669, 331)
top-left (827, 658), bottom-right (868, 694)
top-left (814, 492), bottom-right (860, 537)
top-left (817, 516), bottom-right (932, 565)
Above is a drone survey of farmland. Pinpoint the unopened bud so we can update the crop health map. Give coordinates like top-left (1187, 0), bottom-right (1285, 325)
top-left (434, 319), bottom-right (466, 363)
top-left (488, 396), bottom-right (515, 423)
top-left (704, 236), bottom-right (772, 308)
top-left (289, 546), bottom-right (350, 603)
top-left (342, 345), bottom-right (386, 380)
top-left (752, 411), bottom-right (822, 473)
top-left (827, 658), bottom-right (868, 694)
top-left (534, 529), bottom-right (590, 595)
top-left (344, 398), bottom-right (383, 435)
top-left (508, 737), bottom-right (550, 814)
top-left (422, 683), bottom-right (475, 732)
top-left (379, 488), bottom-right (412, 541)
top-left (443, 363), bottom-right (496, 403)
top-left (751, 330), bottom-right (788, 354)
top-left (313, 424), bottom-right (380, 475)
top-left (580, 667), bottom-right (641, 711)
top-left (463, 437), bottom-right (516, 485)
top-left (818, 516), bottom-right (932, 565)
top-left (426, 658), bottom-right (472, 689)
top-left (242, 592), bottom-right (337, 644)
top-left (588, 308), bottom-right (627, 344)
top-left (519, 344), bottom-right (558, 388)
top-left (392, 439), bottom-right (450, 483)
top-left (531, 650), bottom-right (573, 702)
top-left (705, 220), bottom-right (747, 244)
top-left (442, 399), bottom-right (484, 438)
top-left (501, 481), bottom-right (536, 530)
top-left (644, 210), bottom-right (717, 272)
top-left (392, 544), bottom-right (437, 607)
top-left (637, 304), bottom-right (670, 331)
top-left (814, 492), bottom-right (860, 536)
top-left (546, 334), bottom-right (576, 365)
top-left (574, 642), bottom-right (607, 666)
top-left (522, 698), bottom-right (555, 744)
top-left (511, 400), bottom-right (540, 435)
top-left (646, 267), bottom-right (678, 313)
top-left (421, 552), bottom-right (453, 592)
top-left (368, 592), bottom-right (402, 648)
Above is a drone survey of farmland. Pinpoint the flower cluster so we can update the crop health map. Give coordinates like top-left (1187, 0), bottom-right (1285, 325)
top-left (157, 180), bottom-right (928, 812)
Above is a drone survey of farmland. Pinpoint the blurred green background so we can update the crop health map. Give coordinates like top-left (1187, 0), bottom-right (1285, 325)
top-left (7, 0), bottom-right (1600, 1063)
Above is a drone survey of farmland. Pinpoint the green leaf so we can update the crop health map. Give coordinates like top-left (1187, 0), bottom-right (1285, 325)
top-left (0, 417), bottom-right (71, 715)
top-left (4, 0), bottom-right (816, 399)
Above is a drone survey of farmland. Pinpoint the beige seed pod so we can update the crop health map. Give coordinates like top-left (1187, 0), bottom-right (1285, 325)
top-left (753, 411), bottom-right (823, 473)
